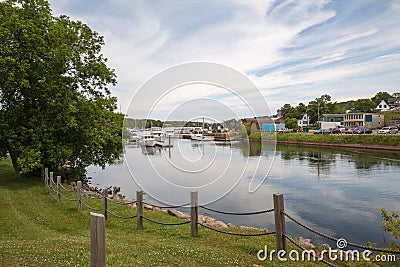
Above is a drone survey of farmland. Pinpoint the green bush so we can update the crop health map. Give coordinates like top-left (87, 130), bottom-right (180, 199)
top-left (248, 132), bottom-right (261, 140)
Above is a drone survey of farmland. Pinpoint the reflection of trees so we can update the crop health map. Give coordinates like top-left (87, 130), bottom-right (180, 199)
top-left (239, 141), bottom-right (275, 157)
top-left (237, 142), bottom-right (400, 172)
top-left (277, 145), bottom-right (335, 175)
top-left (352, 155), bottom-right (380, 169)
top-left (239, 141), bottom-right (259, 157)
top-left (275, 144), bottom-right (400, 173)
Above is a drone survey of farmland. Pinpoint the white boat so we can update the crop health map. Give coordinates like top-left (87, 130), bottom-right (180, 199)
top-left (140, 132), bottom-right (156, 147)
top-left (151, 127), bottom-right (164, 142)
top-left (190, 130), bottom-right (203, 141)
top-left (127, 132), bottom-right (139, 144)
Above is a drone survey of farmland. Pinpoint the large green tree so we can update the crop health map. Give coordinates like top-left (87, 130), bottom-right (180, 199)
top-left (353, 98), bottom-right (376, 112)
top-left (371, 91), bottom-right (392, 103)
top-left (307, 94), bottom-right (332, 124)
top-left (0, 0), bottom-right (123, 178)
top-left (280, 103), bottom-right (300, 119)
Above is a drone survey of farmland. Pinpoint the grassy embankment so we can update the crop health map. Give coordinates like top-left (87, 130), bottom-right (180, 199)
top-left (0, 157), bottom-right (320, 267)
top-left (276, 133), bottom-right (400, 147)
top-left (247, 132), bottom-right (400, 148)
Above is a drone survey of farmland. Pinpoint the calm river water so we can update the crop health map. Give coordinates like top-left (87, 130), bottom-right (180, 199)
top-left (87, 139), bottom-right (400, 248)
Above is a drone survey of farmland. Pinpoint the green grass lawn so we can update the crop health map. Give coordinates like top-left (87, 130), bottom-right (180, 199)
top-left (0, 157), bottom-right (323, 267)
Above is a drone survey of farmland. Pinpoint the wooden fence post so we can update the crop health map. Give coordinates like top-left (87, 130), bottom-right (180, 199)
top-left (77, 181), bottom-right (82, 211)
top-left (103, 188), bottom-right (108, 221)
top-left (191, 191), bottom-right (198, 237)
top-left (57, 176), bottom-right (61, 202)
top-left (90, 212), bottom-right (106, 267)
top-left (273, 193), bottom-right (286, 252)
top-left (136, 191), bottom-right (143, 230)
top-left (44, 168), bottom-right (48, 187)
top-left (49, 172), bottom-right (54, 194)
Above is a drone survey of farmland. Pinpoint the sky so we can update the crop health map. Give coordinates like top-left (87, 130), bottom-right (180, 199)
top-left (49, 0), bottom-right (400, 120)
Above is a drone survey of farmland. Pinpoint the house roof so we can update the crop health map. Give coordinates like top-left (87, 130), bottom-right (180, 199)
top-left (297, 113), bottom-right (309, 120)
top-left (387, 98), bottom-right (400, 104)
top-left (320, 114), bottom-right (344, 118)
top-left (344, 103), bottom-right (354, 110)
top-left (376, 100), bottom-right (389, 106)
top-left (242, 116), bottom-right (274, 124)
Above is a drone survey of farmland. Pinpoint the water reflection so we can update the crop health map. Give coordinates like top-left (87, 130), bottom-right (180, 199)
top-left (88, 140), bottom-right (400, 247)
top-left (140, 146), bottom-right (162, 156)
top-left (244, 142), bottom-right (400, 173)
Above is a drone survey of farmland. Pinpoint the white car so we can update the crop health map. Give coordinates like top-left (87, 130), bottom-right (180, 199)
top-left (337, 125), bottom-right (346, 133)
top-left (378, 126), bottom-right (399, 134)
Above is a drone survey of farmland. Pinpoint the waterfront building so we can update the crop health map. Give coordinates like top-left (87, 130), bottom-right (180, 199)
top-left (319, 114), bottom-right (344, 123)
top-left (343, 113), bottom-right (384, 128)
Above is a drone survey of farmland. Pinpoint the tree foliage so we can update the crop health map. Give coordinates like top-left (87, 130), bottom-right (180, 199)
top-left (379, 208), bottom-right (400, 249)
top-left (372, 92), bottom-right (392, 103)
top-left (0, 0), bottom-right (123, 178)
top-left (239, 122), bottom-right (251, 137)
top-left (284, 118), bottom-right (298, 130)
top-left (353, 98), bottom-right (376, 112)
top-left (281, 104), bottom-right (299, 119)
top-left (306, 94), bottom-right (332, 124)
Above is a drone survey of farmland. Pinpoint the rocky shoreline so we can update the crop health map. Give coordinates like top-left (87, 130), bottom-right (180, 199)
top-left (79, 185), bottom-right (267, 230)
top-left (81, 186), bottom-right (330, 251)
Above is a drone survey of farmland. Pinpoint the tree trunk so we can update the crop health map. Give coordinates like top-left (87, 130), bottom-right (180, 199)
top-left (8, 149), bottom-right (21, 178)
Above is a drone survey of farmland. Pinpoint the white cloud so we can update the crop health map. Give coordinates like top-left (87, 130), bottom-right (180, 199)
top-left (48, 0), bottom-right (400, 118)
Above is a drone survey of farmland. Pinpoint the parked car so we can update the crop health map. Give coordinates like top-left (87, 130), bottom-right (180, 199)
top-left (337, 125), bottom-right (346, 133)
top-left (329, 128), bottom-right (341, 134)
top-left (277, 128), bottom-right (294, 133)
top-left (313, 129), bottom-right (324, 134)
top-left (354, 128), bottom-right (372, 134)
top-left (378, 126), bottom-right (399, 134)
top-left (345, 127), bottom-right (358, 134)
top-left (314, 129), bottom-right (331, 134)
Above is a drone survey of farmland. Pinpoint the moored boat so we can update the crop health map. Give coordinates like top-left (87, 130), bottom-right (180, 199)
top-left (213, 132), bottom-right (231, 142)
top-left (140, 132), bottom-right (156, 147)
top-left (190, 130), bottom-right (203, 141)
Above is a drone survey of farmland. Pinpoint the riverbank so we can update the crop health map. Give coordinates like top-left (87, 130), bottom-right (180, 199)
top-left (247, 133), bottom-right (400, 151)
top-left (0, 157), bottom-right (318, 267)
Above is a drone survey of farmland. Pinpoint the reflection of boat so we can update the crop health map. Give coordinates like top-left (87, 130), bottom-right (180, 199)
top-left (140, 132), bottom-right (156, 147)
top-left (140, 145), bottom-right (162, 155)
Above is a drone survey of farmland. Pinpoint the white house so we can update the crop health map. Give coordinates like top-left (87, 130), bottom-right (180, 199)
top-left (297, 114), bottom-right (311, 127)
top-left (376, 100), bottom-right (390, 112)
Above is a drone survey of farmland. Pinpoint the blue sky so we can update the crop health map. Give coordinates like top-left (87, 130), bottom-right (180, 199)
top-left (49, 0), bottom-right (400, 119)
